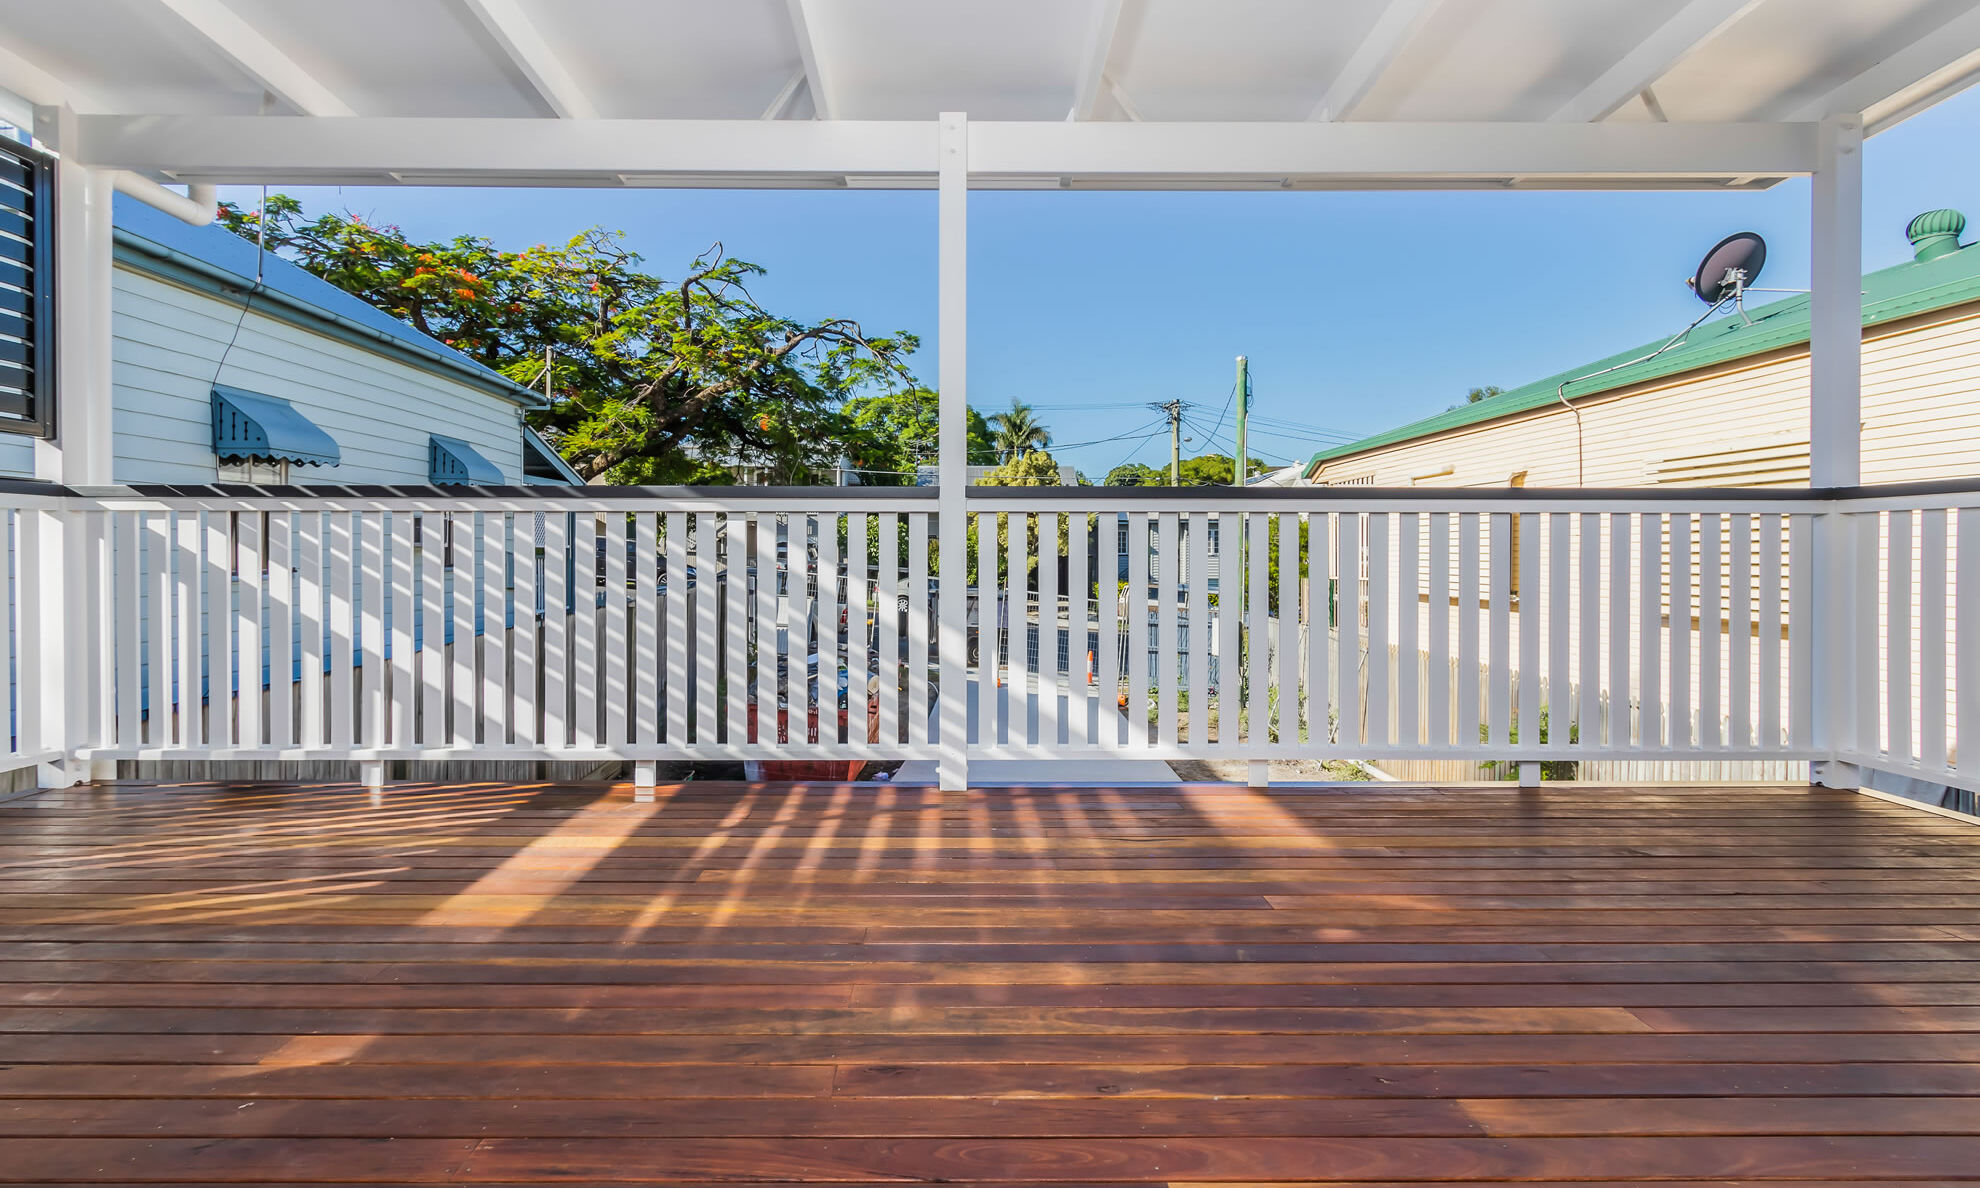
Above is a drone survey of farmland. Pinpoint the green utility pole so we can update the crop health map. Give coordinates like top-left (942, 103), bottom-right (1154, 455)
top-left (1233, 355), bottom-right (1250, 487)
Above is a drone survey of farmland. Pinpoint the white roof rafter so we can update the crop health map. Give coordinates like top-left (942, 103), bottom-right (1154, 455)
top-left (148, 0), bottom-right (354, 117)
top-left (1308, 0), bottom-right (1448, 121)
top-left (457, 0), bottom-right (599, 120)
top-left (761, 68), bottom-right (808, 120)
top-left (1551, 0), bottom-right (1762, 123)
top-left (1789, 3), bottom-right (1980, 133)
top-left (0, 35), bottom-right (100, 112)
top-left (1069, 0), bottom-right (1128, 121)
top-left (782, 0), bottom-right (832, 120)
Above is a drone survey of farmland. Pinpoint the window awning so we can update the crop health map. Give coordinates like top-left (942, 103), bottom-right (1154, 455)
top-left (211, 385), bottom-right (340, 468)
top-left (429, 434), bottom-right (504, 485)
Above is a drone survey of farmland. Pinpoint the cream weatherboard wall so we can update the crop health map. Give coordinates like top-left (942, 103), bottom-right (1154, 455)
top-left (1307, 303), bottom-right (1980, 491)
top-left (1310, 304), bottom-right (1980, 780)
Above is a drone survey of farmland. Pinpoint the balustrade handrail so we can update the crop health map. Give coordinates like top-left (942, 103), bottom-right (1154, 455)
top-left (0, 474), bottom-right (1971, 796)
top-left (1, 475), bottom-right (1977, 509)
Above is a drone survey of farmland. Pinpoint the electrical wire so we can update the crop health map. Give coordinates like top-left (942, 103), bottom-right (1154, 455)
top-left (1554, 289), bottom-right (1736, 485)
top-left (209, 185), bottom-right (268, 391)
top-left (1202, 378), bottom-right (1238, 452)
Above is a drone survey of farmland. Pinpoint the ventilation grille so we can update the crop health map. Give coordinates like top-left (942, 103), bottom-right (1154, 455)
top-left (1653, 440), bottom-right (1810, 487)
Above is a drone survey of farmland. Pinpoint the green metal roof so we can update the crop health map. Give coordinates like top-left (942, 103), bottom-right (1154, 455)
top-left (1304, 230), bottom-right (1980, 478)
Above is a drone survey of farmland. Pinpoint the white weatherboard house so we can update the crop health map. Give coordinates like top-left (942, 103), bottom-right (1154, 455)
top-left (0, 190), bottom-right (579, 488)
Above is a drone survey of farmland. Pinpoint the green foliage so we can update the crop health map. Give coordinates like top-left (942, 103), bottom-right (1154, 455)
top-left (1104, 462), bottom-right (1165, 487)
top-left (1450, 384), bottom-right (1505, 411)
top-left (1484, 704), bottom-right (1578, 779)
top-left (838, 388), bottom-right (996, 484)
top-left (985, 399), bottom-right (1051, 463)
top-left (1104, 453), bottom-right (1266, 487)
top-left (219, 195), bottom-right (920, 484)
top-left (976, 450), bottom-right (1064, 487)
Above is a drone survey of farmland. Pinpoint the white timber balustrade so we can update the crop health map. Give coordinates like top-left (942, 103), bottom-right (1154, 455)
top-left (968, 487), bottom-right (1823, 765)
top-left (70, 485), bottom-right (943, 766)
top-left (1831, 485), bottom-right (1980, 790)
top-left (0, 479), bottom-right (1974, 791)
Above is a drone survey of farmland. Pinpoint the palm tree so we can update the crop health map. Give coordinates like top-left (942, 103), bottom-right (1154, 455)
top-left (986, 399), bottom-right (1050, 463)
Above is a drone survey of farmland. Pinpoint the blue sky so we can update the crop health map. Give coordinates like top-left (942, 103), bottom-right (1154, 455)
top-left (219, 85), bottom-right (1980, 480)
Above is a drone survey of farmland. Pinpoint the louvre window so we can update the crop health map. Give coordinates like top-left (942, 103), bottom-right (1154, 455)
top-left (0, 139), bottom-right (54, 437)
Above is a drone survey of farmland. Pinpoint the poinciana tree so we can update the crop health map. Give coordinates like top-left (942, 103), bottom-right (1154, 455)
top-left (218, 195), bottom-right (921, 483)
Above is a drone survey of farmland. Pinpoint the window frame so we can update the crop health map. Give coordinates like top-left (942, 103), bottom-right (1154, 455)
top-left (0, 136), bottom-right (55, 439)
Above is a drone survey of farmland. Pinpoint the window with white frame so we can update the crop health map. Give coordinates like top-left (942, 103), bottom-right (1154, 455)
top-left (217, 459), bottom-right (290, 484)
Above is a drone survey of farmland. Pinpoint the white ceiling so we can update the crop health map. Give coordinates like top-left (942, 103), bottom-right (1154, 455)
top-left (2, 0), bottom-right (1976, 130)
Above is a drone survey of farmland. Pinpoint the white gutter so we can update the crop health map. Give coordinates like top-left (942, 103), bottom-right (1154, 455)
top-left (110, 171), bottom-right (217, 226)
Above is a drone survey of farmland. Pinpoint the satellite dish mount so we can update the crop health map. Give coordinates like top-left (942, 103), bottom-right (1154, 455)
top-left (1687, 231), bottom-right (1768, 325)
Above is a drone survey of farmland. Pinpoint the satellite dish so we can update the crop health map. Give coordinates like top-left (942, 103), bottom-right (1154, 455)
top-left (1689, 231), bottom-right (1767, 304)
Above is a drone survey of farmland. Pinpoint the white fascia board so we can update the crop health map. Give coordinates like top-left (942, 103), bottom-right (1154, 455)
top-left (968, 120), bottom-right (1818, 185)
top-left (76, 115), bottom-right (1817, 188)
top-left (79, 115), bottom-right (939, 184)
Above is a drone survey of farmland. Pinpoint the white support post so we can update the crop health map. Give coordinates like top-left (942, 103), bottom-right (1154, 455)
top-left (30, 106), bottom-right (116, 787)
top-left (1517, 761), bottom-right (1542, 787)
top-left (359, 760), bottom-right (387, 793)
top-left (936, 113), bottom-right (970, 793)
top-left (35, 105), bottom-right (115, 486)
top-left (1247, 760), bottom-right (1269, 788)
top-left (1809, 113), bottom-right (1864, 790)
top-left (633, 760), bottom-right (657, 802)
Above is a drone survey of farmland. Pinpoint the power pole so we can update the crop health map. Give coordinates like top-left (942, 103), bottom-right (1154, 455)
top-left (1149, 400), bottom-right (1187, 485)
top-left (1233, 355), bottom-right (1250, 487)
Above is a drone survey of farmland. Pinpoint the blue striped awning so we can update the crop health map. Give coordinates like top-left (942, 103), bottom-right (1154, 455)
top-left (429, 434), bottom-right (504, 485)
top-left (211, 385), bottom-right (341, 468)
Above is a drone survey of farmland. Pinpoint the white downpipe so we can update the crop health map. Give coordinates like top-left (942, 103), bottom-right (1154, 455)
top-left (109, 171), bottom-right (217, 226)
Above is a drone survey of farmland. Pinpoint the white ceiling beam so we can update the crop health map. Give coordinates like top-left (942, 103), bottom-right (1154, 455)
top-left (783, 0), bottom-right (831, 120)
top-left (1552, 0), bottom-right (1762, 123)
top-left (1309, 0), bottom-right (1448, 121)
top-left (976, 119), bottom-right (1814, 183)
top-left (456, 0), bottom-right (598, 120)
top-left (1070, 0), bottom-right (1128, 121)
top-left (148, 0), bottom-right (353, 117)
top-left (76, 115), bottom-right (1818, 189)
top-left (1789, 4), bottom-right (1980, 132)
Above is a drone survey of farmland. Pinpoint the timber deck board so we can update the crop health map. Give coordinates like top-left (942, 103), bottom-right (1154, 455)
top-left (0, 781), bottom-right (1977, 1184)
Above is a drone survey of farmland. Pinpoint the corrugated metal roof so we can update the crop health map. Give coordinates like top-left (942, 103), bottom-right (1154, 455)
top-left (1304, 233), bottom-right (1980, 478)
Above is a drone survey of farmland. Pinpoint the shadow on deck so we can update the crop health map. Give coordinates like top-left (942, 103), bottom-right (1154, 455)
top-left (1, 780), bottom-right (1978, 1184)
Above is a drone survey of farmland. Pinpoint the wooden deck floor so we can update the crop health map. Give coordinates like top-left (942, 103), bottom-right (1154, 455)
top-left (3, 781), bottom-right (1980, 1184)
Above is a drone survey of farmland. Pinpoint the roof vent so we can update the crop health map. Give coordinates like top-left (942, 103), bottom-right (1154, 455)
top-left (1906, 208), bottom-right (1967, 262)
